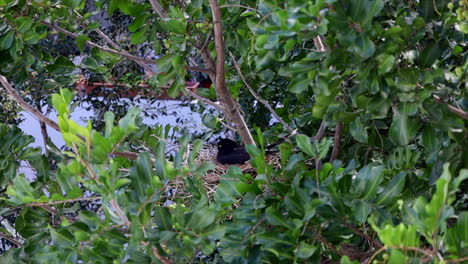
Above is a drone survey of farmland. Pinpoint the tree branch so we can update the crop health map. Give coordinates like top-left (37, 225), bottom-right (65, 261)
top-left (184, 88), bottom-right (225, 112)
top-left (330, 121), bottom-right (343, 163)
top-left (73, 11), bottom-right (153, 73)
top-left (42, 21), bottom-right (156, 64)
top-left (229, 52), bottom-right (294, 133)
top-left (0, 232), bottom-right (23, 247)
top-left (433, 94), bottom-right (468, 120)
top-left (19, 196), bottom-right (102, 207)
top-left (0, 75), bottom-right (60, 131)
top-left (149, 0), bottom-right (168, 19)
top-left (152, 247), bottom-right (172, 264)
top-left (209, 0), bottom-right (255, 145)
top-left (186, 66), bottom-right (213, 75)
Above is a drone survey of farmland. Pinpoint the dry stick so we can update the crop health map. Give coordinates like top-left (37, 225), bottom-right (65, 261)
top-left (367, 246), bottom-right (434, 264)
top-left (186, 65), bottom-right (212, 75)
top-left (152, 247), bottom-right (172, 264)
top-left (149, 0), bottom-right (168, 19)
top-left (110, 199), bottom-right (131, 227)
top-left (447, 257), bottom-right (468, 263)
top-left (185, 88), bottom-right (225, 112)
top-left (433, 94), bottom-right (468, 120)
top-left (330, 121), bottom-right (343, 163)
top-left (229, 52), bottom-right (294, 133)
top-left (220, 4), bottom-right (259, 12)
top-left (209, 0), bottom-right (256, 146)
top-left (0, 232), bottom-right (23, 247)
top-left (22, 196), bottom-right (102, 207)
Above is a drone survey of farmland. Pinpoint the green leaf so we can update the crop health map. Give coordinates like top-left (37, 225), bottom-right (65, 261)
top-left (294, 241), bottom-right (316, 258)
top-left (266, 207), bottom-right (294, 229)
top-left (354, 200), bottom-right (372, 223)
top-left (375, 172), bottom-right (406, 206)
top-left (296, 134), bottom-right (315, 157)
top-left (63, 0), bottom-right (83, 8)
top-left (350, 117), bottom-right (368, 143)
top-left (49, 227), bottom-right (75, 248)
top-left (0, 31), bottom-right (15, 49)
top-left (389, 105), bottom-right (422, 146)
top-left (129, 152), bottom-right (154, 201)
top-left (418, 0), bottom-right (434, 22)
top-left (187, 207), bottom-right (216, 230)
top-left (353, 34), bottom-right (375, 58)
top-left (376, 54), bottom-right (395, 74)
top-left (154, 206), bottom-right (172, 231)
top-left (446, 212), bottom-right (468, 256)
top-left (76, 35), bottom-right (90, 52)
top-left (354, 164), bottom-right (384, 199)
top-left (14, 17), bottom-right (32, 33)
top-left (130, 26), bottom-right (148, 44)
top-left (370, 217), bottom-right (419, 247)
top-left (418, 42), bottom-right (440, 67)
top-left (46, 56), bottom-right (76, 75)
top-left (288, 75), bottom-right (309, 93)
top-left (23, 29), bottom-right (43, 44)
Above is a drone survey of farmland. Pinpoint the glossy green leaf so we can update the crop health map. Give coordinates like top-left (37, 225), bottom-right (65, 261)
top-left (389, 105), bottom-right (422, 146)
top-left (296, 134), bottom-right (315, 157)
top-left (350, 117), bottom-right (368, 143)
top-left (294, 241), bottom-right (316, 258)
top-left (0, 31), bottom-right (15, 49)
top-left (375, 172), bottom-right (406, 206)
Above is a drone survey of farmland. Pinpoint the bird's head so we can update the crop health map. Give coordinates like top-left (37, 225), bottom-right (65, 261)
top-left (217, 138), bottom-right (239, 153)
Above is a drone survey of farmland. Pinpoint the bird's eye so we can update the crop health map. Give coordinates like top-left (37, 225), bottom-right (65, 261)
top-left (218, 145), bottom-right (222, 148)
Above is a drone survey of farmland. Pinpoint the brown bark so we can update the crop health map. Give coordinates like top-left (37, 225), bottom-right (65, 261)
top-left (330, 121), bottom-right (343, 163)
top-left (208, 0), bottom-right (256, 146)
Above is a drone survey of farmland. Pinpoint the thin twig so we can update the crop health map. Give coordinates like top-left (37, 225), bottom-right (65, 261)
top-left (19, 196), bottom-right (102, 207)
top-left (110, 199), bottom-right (131, 227)
top-left (1, 75), bottom-right (60, 131)
top-left (241, 217), bottom-right (266, 243)
top-left (41, 21), bottom-right (155, 64)
top-left (229, 52), bottom-right (294, 133)
top-left (137, 183), bottom-right (169, 215)
top-left (74, 11), bottom-right (153, 73)
top-left (152, 247), bottom-right (172, 264)
top-left (149, 0), bottom-right (168, 19)
top-left (446, 257), bottom-right (468, 263)
top-left (186, 66), bottom-right (213, 75)
top-left (367, 246), bottom-right (434, 264)
top-left (185, 88), bottom-right (225, 112)
top-left (0, 232), bottom-right (23, 247)
top-left (220, 4), bottom-right (259, 12)
top-left (433, 94), bottom-right (468, 120)
top-left (343, 222), bottom-right (383, 249)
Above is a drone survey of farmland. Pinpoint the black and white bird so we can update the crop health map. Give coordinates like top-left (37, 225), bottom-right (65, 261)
top-left (216, 138), bottom-right (250, 165)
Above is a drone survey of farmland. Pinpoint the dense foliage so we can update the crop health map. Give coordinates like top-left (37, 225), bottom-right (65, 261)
top-left (0, 0), bottom-right (467, 263)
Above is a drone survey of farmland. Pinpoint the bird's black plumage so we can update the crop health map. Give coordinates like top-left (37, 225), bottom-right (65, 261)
top-left (216, 138), bottom-right (250, 165)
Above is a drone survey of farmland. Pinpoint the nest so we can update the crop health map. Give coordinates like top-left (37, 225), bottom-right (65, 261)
top-left (165, 144), bottom-right (281, 202)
